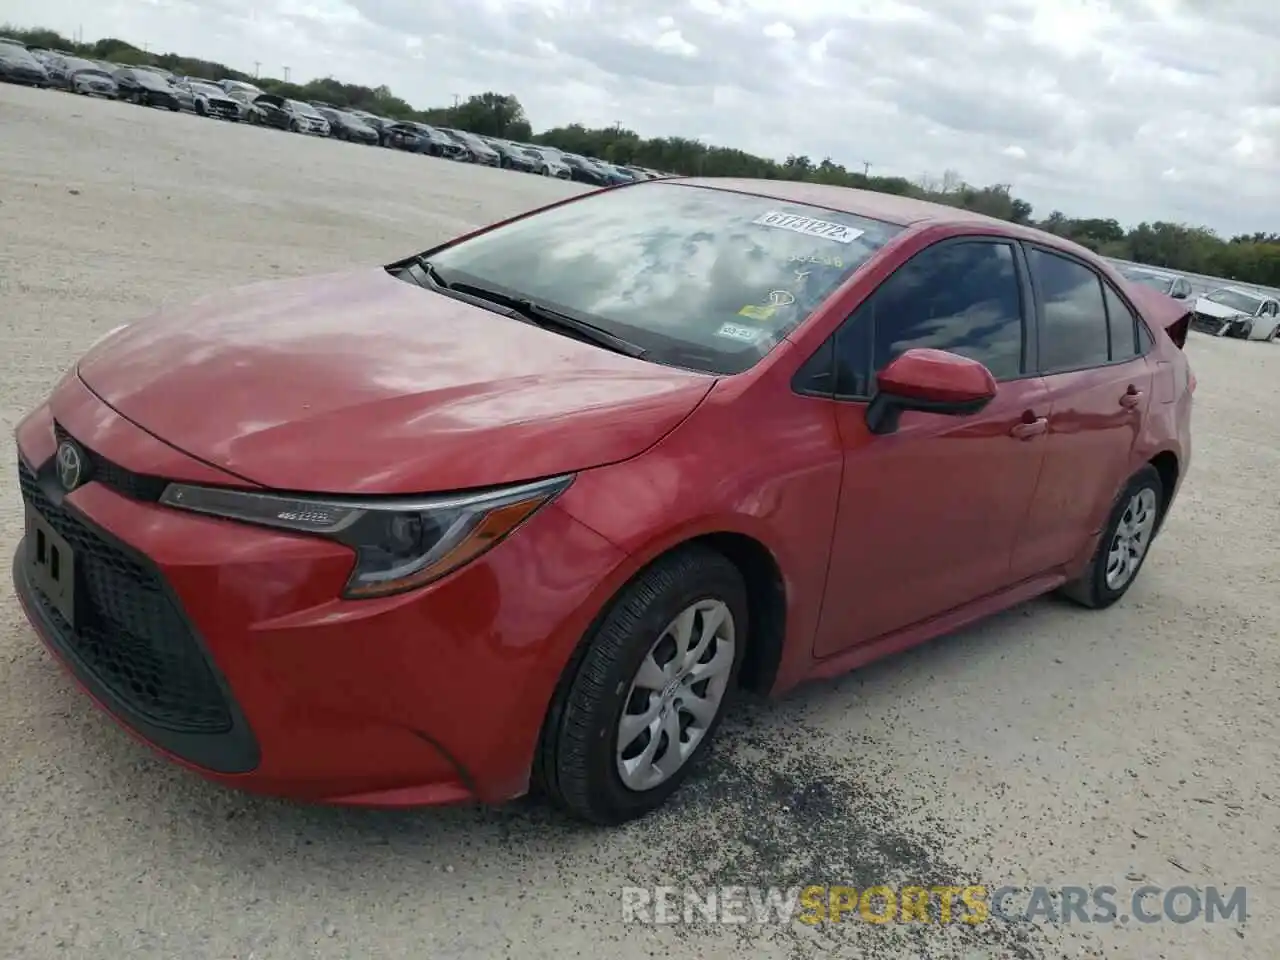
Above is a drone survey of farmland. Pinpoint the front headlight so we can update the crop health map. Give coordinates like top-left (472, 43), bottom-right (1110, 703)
top-left (159, 474), bottom-right (573, 598)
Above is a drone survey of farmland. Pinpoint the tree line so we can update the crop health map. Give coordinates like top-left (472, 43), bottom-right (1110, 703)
top-left (7, 24), bottom-right (1279, 288)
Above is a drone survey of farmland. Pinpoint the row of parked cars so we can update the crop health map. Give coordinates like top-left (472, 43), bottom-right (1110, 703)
top-left (1113, 264), bottom-right (1280, 342)
top-left (1, 37), bottom-right (670, 187)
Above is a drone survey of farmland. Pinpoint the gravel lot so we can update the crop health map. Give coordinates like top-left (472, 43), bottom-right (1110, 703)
top-left (2, 84), bottom-right (1277, 960)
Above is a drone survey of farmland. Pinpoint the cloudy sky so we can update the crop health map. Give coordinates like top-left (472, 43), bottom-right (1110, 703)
top-left (8, 0), bottom-right (1278, 235)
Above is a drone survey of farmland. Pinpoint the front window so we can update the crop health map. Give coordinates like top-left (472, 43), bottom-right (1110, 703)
top-left (288, 100), bottom-right (321, 118)
top-left (1205, 288), bottom-right (1263, 314)
top-left (424, 181), bottom-right (902, 375)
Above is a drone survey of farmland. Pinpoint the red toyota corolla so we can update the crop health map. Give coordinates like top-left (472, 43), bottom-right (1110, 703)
top-left (12, 178), bottom-right (1193, 824)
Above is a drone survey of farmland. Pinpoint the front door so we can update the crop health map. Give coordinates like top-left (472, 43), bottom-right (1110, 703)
top-left (812, 238), bottom-right (1051, 658)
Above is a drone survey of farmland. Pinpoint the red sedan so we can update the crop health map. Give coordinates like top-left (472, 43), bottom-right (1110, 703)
top-left (12, 178), bottom-right (1194, 824)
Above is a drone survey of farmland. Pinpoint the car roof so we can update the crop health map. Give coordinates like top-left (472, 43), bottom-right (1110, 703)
top-left (671, 177), bottom-right (1097, 251)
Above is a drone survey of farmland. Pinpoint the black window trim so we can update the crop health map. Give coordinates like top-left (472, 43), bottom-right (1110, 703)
top-left (1022, 241), bottom-right (1151, 376)
top-left (792, 234), bottom-right (1037, 402)
top-left (1100, 278), bottom-right (1144, 363)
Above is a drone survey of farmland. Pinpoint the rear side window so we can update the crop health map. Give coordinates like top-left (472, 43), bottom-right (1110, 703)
top-left (869, 240), bottom-right (1025, 380)
top-left (1028, 248), bottom-right (1109, 372)
top-left (1103, 284), bottom-right (1139, 361)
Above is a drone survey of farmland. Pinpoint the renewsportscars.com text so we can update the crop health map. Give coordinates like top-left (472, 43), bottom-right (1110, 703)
top-left (621, 884), bottom-right (1247, 926)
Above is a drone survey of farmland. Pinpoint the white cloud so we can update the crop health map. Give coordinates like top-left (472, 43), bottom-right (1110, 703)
top-left (5, 0), bottom-right (1278, 234)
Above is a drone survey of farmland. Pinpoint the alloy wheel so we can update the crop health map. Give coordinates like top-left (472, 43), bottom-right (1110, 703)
top-left (1105, 487), bottom-right (1158, 589)
top-left (615, 599), bottom-right (735, 791)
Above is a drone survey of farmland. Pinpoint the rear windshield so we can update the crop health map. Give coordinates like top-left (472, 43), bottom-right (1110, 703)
top-left (426, 181), bottom-right (902, 374)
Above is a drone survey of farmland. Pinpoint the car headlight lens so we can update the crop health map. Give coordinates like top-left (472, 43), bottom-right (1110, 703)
top-left (158, 474), bottom-right (573, 598)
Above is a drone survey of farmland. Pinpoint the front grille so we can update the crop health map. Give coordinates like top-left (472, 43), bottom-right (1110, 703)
top-left (18, 459), bottom-right (232, 734)
top-left (53, 423), bottom-right (167, 501)
top-left (1189, 312), bottom-right (1226, 334)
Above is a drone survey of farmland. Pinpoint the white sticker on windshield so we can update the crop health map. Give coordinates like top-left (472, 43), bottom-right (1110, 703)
top-left (752, 210), bottom-right (864, 244)
top-left (716, 322), bottom-right (760, 343)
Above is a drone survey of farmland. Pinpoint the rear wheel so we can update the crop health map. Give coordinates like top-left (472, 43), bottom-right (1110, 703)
top-left (535, 545), bottom-right (747, 824)
top-left (1059, 465), bottom-right (1163, 609)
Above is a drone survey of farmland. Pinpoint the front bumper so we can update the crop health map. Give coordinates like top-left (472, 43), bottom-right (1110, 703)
top-left (12, 380), bottom-right (628, 806)
top-left (206, 100), bottom-right (240, 120)
top-left (1189, 312), bottom-right (1248, 337)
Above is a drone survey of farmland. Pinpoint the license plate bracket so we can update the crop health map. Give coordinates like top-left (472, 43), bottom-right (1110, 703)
top-left (25, 507), bottom-right (77, 629)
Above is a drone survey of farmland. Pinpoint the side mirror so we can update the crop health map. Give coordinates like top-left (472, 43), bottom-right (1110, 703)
top-left (865, 348), bottom-right (998, 435)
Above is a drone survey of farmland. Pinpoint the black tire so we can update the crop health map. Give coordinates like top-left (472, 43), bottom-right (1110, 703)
top-left (1058, 465), bottom-right (1163, 609)
top-left (534, 544), bottom-right (748, 824)
top-left (196, 102), bottom-right (206, 116)
top-left (289, 119), bottom-right (301, 132)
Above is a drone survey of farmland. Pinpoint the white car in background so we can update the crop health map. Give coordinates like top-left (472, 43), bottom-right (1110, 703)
top-left (219, 78), bottom-right (264, 120)
top-left (181, 79), bottom-right (242, 120)
top-left (1189, 286), bottom-right (1280, 340)
top-left (521, 145), bottom-right (572, 178)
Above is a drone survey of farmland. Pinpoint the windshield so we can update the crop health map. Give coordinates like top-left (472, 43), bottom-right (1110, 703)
top-left (287, 100), bottom-right (321, 117)
top-left (191, 83), bottom-right (222, 95)
top-left (0, 46), bottom-right (37, 63)
top-left (73, 67), bottom-right (111, 79)
top-left (1205, 288), bottom-right (1263, 314)
top-left (1120, 270), bottom-right (1173, 293)
top-left (425, 182), bottom-right (901, 374)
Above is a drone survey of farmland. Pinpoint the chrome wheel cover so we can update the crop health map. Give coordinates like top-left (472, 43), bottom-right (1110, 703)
top-left (1105, 487), bottom-right (1158, 590)
top-left (615, 599), bottom-right (735, 791)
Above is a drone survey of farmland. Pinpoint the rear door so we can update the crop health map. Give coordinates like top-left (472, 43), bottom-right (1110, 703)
top-left (1011, 246), bottom-right (1155, 576)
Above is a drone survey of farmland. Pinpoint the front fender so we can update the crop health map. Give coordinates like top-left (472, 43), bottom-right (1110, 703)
top-left (553, 371), bottom-right (845, 696)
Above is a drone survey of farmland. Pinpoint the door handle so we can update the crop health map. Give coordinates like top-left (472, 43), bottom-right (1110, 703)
top-left (1120, 386), bottom-right (1143, 409)
top-left (1010, 416), bottom-right (1048, 440)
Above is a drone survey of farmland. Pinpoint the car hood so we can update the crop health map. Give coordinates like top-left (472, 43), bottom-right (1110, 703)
top-left (76, 268), bottom-right (714, 495)
top-left (1192, 298), bottom-right (1247, 318)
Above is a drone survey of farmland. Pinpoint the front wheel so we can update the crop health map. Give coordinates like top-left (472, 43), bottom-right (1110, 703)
top-left (289, 119), bottom-right (301, 132)
top-left (535, 545), bottom-right (747, 824)
top-left (1059, 465), bottom-right (1163, 609)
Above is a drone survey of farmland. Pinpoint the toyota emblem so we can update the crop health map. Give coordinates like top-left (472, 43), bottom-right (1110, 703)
top-left (55, 440), bottom-right (87, 492)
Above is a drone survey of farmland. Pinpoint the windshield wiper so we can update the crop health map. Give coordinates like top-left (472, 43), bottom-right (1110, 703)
top-left (415, 260), bottom-right (646, 358)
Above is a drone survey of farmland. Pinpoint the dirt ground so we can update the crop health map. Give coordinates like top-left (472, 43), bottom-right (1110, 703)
top-left (1, 84), bottom-right (1276, 960)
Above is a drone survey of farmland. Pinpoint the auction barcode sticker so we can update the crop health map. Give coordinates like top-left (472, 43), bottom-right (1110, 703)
top-left (752, 211), bottom-right (864, 244)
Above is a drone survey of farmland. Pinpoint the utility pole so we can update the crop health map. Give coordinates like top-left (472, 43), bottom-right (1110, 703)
top-left (254, 61), bottom-right (261, 78)
top-left (862, 160), bottom-right (872, 176)
top-left (451, 93), bottom-right (460, 108)
top-left (283, 66), bottom-right (290, 82)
